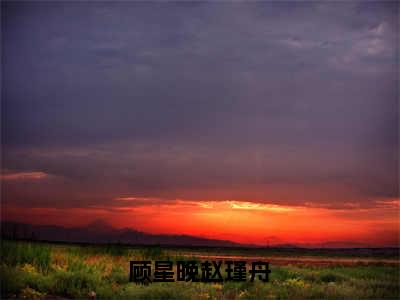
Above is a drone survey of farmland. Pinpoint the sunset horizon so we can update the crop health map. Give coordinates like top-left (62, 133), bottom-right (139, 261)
top-left (2, 193), bottom-right (399, 247)
top-left (2, 1), bottom-right (399, 248)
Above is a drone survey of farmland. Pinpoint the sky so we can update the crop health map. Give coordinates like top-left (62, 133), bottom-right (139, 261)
top-left (2, 1), bottom-right (399, 247)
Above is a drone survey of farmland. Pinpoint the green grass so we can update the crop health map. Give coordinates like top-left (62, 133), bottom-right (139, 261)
top-left (1, 240), bottom-right (51, 272)
top-left (1, 240), bottom-right (399, 299)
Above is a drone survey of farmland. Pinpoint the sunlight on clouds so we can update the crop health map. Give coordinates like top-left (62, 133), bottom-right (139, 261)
top-left (198, 202), bottom-right (214, 209)
top-left (228, 201), bottom-right (295, 212)
top-left (3, 196), bottom-right (399, 246)
top-left (112, 196), bottom-right (294, 212)
top-left (1, 171), bottom-right (48, 180)
top-left (114, 196), bottom-right (162, 201)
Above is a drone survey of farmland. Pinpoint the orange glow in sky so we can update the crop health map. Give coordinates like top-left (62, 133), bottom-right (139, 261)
top-left (3, 197), bottom-right (399, 247)
top-left (2, 1), bottom-right (398, 251)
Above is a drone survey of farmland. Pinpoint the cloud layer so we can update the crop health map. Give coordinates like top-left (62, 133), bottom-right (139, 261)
top-left (2, 1), bottom-right (398, 213)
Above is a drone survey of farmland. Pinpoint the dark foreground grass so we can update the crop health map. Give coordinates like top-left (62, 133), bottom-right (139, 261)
top-left (1, 240), bottom-right (399, 299)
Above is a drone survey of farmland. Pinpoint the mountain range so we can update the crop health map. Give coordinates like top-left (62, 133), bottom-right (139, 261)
top-left (1, 220), bottom-right (245, 247)
top-left (1, 220), bottom-right (392, 250)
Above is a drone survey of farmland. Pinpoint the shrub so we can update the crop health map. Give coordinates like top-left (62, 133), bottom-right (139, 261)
top-left (137, 246), bottom-right (166, 260)
top-left (51, 269), bottom-right (102, 298)
top-left (19, 286), bottom-right (46, 300)
top-left (0, 265), bottom-right (25, 297)
top-left (320, 272), bottom-right (345, 283)
top-left (1, 241), bottom-right (51, 272)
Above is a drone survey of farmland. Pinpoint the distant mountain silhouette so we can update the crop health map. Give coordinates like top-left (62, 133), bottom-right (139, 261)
top-left (2, 221), bottom-right (397, 250)
top-left (1, 221), bottom-right (244, 247)
top-left (315, 241), bottom-right (372, 248)
top-left (85, 219), bottom-right (115, 234)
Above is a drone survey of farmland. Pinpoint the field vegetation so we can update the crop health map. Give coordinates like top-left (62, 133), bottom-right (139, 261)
top-left (1, 240), bottom-right (399, 299)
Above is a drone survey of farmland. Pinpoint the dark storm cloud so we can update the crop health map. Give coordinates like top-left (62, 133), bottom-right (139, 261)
top-left (2, 1), bottom-right (398, 208)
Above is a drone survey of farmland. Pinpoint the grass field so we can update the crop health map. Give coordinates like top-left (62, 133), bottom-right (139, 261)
top-left (1, 240), bottom-right (399, 299)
